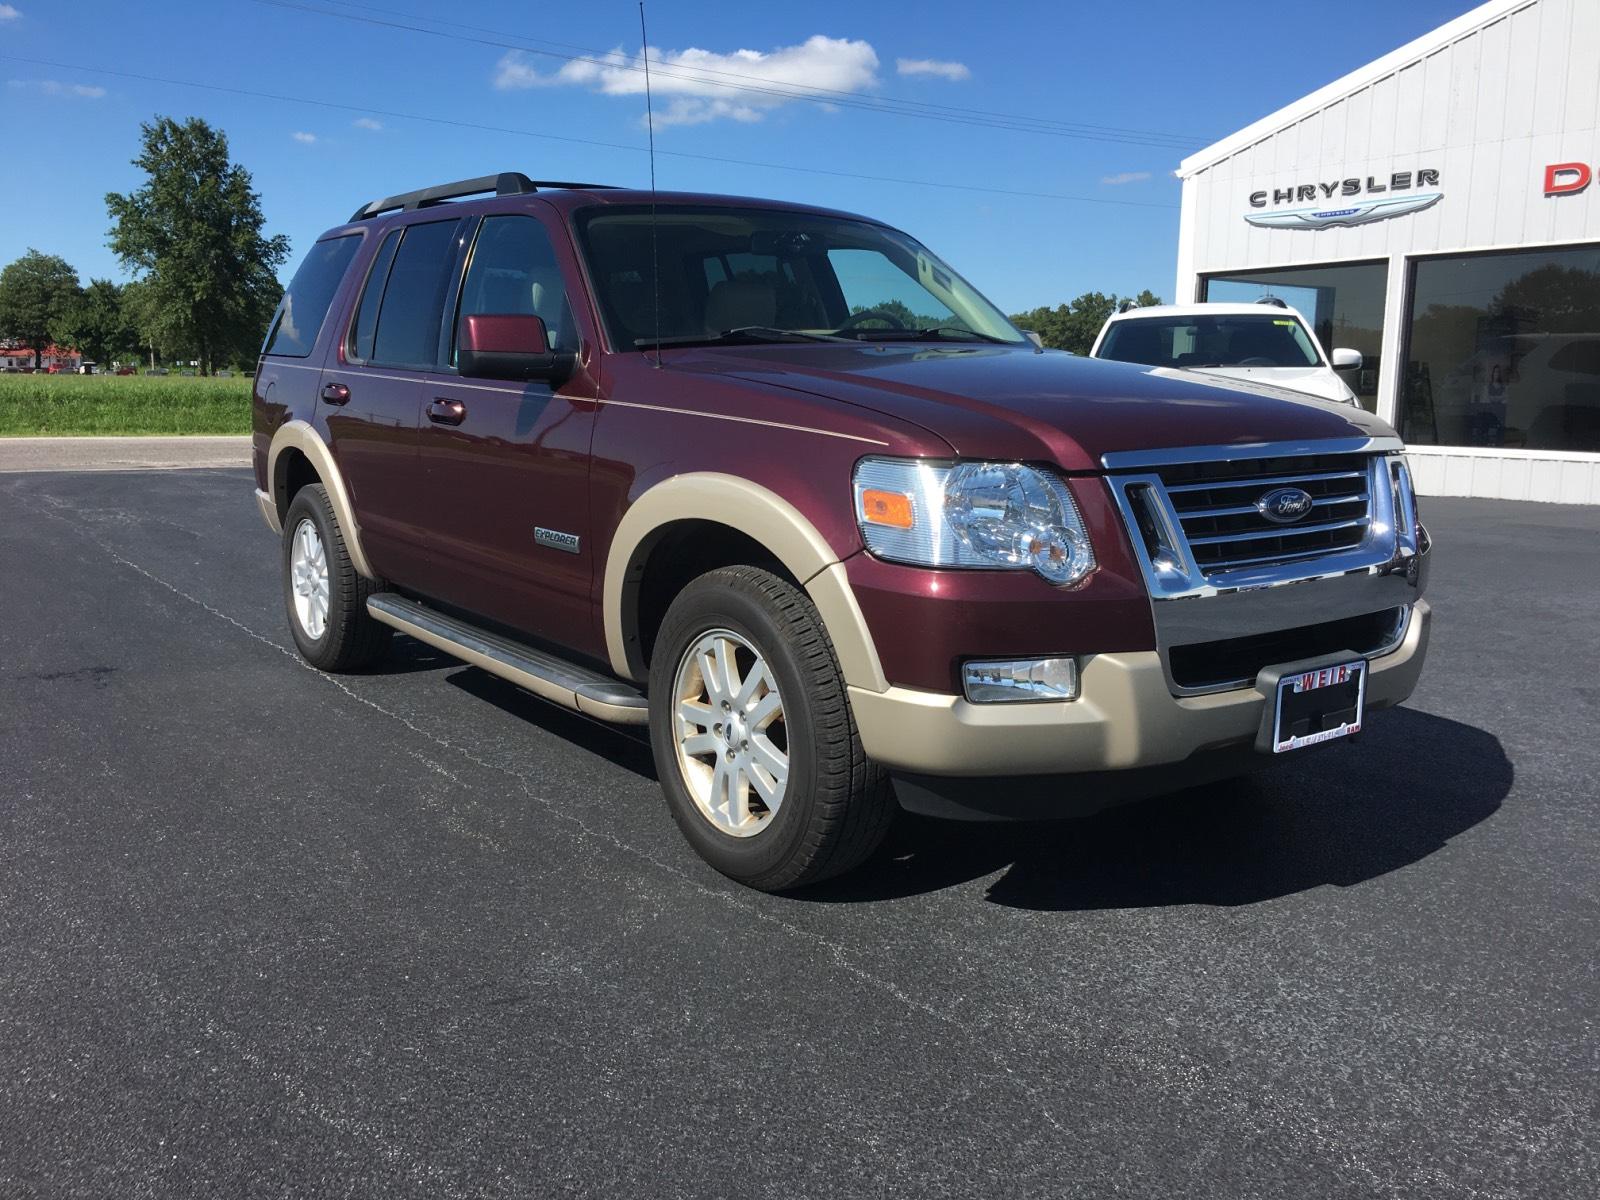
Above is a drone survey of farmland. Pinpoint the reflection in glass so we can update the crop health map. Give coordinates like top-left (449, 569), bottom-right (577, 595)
top-left (1402, 246), bottom-right (1600, 452)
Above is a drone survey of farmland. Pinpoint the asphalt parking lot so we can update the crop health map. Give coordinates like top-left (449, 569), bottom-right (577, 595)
top-left (2, 466), bottom-right (1596, 1199)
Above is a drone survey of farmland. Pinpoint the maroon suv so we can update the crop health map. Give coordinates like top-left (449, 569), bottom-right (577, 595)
top-left (252, 172), bottom-right (1431, 890)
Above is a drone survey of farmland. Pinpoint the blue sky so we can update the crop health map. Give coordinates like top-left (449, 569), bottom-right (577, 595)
top-left (1, 0), bottom-right (1473, 312)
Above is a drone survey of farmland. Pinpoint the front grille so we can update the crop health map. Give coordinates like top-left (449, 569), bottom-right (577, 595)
top-left (1168, 607), bottom-right (1407, 691)
top-left (1153, 453), bottom-right (1371, 573)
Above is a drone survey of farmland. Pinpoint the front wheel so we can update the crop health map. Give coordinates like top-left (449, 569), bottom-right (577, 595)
top-left (648, 566), bottom-right (894, 891)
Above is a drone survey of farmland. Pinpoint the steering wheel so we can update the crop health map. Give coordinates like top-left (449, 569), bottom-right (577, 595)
top-left (1238, 356), bottom-right (1276, 367)
top-left (837, 309), bottom-right (907, 333)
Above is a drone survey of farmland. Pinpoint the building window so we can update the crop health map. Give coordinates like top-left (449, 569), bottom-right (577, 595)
top-left (1401, 244), bottom-right (1600, 453)
top-left (1201, 261), bottom-right (1386, 412)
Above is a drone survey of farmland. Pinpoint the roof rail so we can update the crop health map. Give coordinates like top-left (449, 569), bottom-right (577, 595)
top-left (349, 172), bottom-right (617, 222)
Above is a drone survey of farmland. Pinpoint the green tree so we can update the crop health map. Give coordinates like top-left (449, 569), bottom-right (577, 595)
top-left (51, 278), bottom-right (138, 365)
top-left (0, 249), bottom-right (82, 368)
top-left (120, 278), bottom-right (178, 369)
top-left (106, 116), bottom-right (289, 374)
top-left (1009, 289), bottom-right (1163, 355)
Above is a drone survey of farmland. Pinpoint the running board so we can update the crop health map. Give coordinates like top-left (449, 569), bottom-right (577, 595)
top-left (366, 594), bottom-right (649, 725)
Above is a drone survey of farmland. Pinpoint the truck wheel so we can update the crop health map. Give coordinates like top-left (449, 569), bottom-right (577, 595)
top-left (648, 565), bottom-right (894, 891)
top-left (281, 483), bottom-right (390, 672)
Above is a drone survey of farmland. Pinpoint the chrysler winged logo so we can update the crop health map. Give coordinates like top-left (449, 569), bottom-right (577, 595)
top-left (1244, 192), bottom-right (1442, 230)
top-left (1256, 487), bottom-right (1315, 524)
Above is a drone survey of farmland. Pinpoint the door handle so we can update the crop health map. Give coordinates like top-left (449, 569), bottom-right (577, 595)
top-left (321, 382), bottom-right (351, 405)
top-left (428, 397), bottom-right (467, 426)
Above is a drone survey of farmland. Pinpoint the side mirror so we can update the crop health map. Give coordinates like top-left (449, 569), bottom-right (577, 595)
top-left (458, 314), bottom-right (570, 381)
top-left (1022, 330), bottom-right (1044, 350)
top-left (1331, 347), bottom-right (1363, 371)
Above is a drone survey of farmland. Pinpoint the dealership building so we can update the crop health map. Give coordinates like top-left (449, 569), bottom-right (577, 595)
top-left (1175, 0), bottom-right (1600, 503)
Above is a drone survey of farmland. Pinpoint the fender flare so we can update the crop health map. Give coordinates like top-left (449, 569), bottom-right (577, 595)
top-left (265, 420), bottom-right (377, 580)
top-left (603, 472), bottom-right (887, 693)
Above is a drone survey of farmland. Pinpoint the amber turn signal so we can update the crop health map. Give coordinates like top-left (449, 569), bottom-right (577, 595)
top-left (859, 489), bottom-right (915, 529)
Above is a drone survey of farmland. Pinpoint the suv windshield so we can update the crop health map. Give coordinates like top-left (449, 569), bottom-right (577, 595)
top-left (1099, 313), bottom-right (1323, 369)
top-left (576, 205), bottom-right (1024, 350)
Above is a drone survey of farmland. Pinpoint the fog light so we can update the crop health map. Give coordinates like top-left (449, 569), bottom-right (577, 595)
top-left (962, 657), bottom-right (1079, 703)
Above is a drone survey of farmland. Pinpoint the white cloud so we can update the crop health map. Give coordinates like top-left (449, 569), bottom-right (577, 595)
top-left (494, 35), bottom-right (880, 127)
top-left (0, 6), bottom-right (22, 22)
top-left (292, 131), bottom-right (317, 144)
top-left (895, 57), bottom-right (969, 82)
top-left (352, 117), bottom-right (383, 131)
top-left (1101, 171), bottom-right (1152, 186)
top-left (7, 78), bottom-right (105, 98)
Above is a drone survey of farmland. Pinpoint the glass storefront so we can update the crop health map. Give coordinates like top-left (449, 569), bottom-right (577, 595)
top-left (1201, 261), bottom-right (1387, 412)
top-left (1400, 244), bottom-right (1600, 453)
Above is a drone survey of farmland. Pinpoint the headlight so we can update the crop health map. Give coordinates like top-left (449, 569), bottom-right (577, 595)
top-left (852, 457), bottom-right (1096, 585)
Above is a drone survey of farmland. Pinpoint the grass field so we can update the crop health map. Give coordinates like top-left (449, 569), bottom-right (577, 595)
top-left (0, 373), bottom-right (253, 436)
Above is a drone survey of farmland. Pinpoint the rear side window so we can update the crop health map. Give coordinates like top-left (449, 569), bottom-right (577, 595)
top-left (349, 229), bottom-right (401, 362)
top-left (263, 234), bottom-right (360, 357)
top-left (363, 219), bottom-right (460, 368)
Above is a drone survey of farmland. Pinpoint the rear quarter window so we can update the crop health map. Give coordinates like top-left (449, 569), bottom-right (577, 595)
top-left (263, 235), bottom-right (361, 358)
top-left (368, 219), bottom-right (461, 368)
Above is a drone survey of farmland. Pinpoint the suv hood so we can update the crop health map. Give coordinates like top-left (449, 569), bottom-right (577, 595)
top-left (680, 343), bottom-right (1395, 470)
top-left (1184, 364), bottom-right (1357, 405)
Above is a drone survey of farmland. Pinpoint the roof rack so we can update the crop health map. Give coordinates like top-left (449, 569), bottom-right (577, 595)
top-left (349, 172), bottom-right (617, 222)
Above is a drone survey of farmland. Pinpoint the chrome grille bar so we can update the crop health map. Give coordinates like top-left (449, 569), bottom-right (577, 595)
top-left (1163, 468), bottom-right (1366, 494)
top-left (1178, 492), bottom-right (1369, 520)
top-left (1186, 516), bottom-right (1369, 546)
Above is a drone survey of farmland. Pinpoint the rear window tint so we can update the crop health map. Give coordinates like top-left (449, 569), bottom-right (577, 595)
top-left (349, 229), bottom-right (401, 362)
top-left (263, 235), bottom-right (360, 358)
top-left (370, 220), bottom-right (459, 368)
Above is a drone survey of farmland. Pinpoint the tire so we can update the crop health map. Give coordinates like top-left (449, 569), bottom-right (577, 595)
top-left (281, 482), bottom-right (390, 672)
top-left (648, 565), bottom-right (894, 891)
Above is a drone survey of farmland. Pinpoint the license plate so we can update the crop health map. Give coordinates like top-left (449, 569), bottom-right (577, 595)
top-left (1270, 659), bottom-right (1367, 754)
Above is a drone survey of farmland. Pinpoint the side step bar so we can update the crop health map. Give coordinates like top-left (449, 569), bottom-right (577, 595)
top-left (366, 594), bottom-right (649, 725)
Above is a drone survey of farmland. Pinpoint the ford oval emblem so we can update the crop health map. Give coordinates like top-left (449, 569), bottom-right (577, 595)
top-left (1257, 486), bottom-right (1314, 524)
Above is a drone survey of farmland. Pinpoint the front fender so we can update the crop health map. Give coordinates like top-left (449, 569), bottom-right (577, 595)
top-left (603, 471), bottom-right (888, 693)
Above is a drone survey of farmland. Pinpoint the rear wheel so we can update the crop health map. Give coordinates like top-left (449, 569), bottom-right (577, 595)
top-left (281, 483), bottom-right (390, 672)
top-left (648, 565), bottom-right (894, 891)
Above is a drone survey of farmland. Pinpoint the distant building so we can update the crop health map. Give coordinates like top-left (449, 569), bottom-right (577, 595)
top-left (1176, 0), bottom-right (1600, 503)
top-left (0, 344), bottom-right (83, 371)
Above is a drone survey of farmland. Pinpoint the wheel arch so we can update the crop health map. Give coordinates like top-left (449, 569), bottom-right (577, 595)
top-left (605, 473), bottom-right (887, 694)
top-left (265, 420), bottom-right (377, 580)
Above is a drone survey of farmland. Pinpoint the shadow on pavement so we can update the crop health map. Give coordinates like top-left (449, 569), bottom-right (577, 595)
top-left (443, 667), bottom-right (657, 780)
top-left (803, 708), bottom-right (1511, 910)
top-left (354, 636), bottom-right (459, 676)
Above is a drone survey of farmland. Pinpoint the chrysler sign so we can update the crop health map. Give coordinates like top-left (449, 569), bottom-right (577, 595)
top-left (1244, 169), bottom-right (1442, 229)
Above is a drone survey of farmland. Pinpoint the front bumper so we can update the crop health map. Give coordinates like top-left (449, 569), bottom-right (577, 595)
top-left (850, 598), bottom-right (1429, 784)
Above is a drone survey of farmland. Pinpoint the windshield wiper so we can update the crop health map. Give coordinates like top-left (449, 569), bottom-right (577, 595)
top-left (847, 326), bottom-right (1010, 344)
top-left (635, 326), bottom-right (851, 350)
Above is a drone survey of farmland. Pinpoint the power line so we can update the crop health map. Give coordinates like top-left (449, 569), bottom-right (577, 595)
top-left (247, 0), bottom-right (1204, 151)
top-left (0, 54), bottom-right (1180, 211)
top-left (308, 0), bottom-right (1207, 147)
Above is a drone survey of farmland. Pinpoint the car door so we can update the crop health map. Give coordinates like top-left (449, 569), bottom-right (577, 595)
top-left (414, 208), bottom-right (599, 651)
top-left (320, 216), bottom-right (466, 585)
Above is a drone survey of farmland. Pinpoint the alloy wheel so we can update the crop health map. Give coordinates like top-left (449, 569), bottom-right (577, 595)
top-left (671, 628), bottom-right (790, 837)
